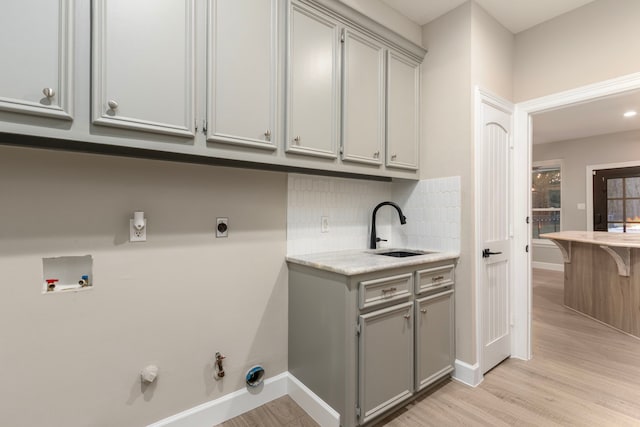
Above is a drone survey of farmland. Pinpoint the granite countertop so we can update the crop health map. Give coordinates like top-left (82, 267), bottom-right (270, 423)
top-left (541, 231), bottom-right (640, 248)
top-left (286, 248), bottom-right (459, 276)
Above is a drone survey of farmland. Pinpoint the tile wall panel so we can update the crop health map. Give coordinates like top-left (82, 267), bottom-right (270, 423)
top-left (287, 174), bottom-right (461, 255)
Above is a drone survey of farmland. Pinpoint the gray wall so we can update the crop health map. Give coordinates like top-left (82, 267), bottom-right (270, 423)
top-left (514, 0), bottom-right (640, 102)
top-left (0, 145), bottom-right (288, 427)
top-left (532, 130), bottom-right (640, 264)
top-left (421, 1), bottom-right (514, 367)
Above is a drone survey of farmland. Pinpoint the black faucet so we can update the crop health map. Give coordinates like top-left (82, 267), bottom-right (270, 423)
top-left (370, 201), bottom-right (407, 249)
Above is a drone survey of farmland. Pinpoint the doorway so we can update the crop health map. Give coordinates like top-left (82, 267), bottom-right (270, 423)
top-left (513, 71), bottom-right (640, 360)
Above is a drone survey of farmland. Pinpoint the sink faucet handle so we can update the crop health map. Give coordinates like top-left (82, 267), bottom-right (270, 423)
top-left (376, 237), bottom-right (387, 243)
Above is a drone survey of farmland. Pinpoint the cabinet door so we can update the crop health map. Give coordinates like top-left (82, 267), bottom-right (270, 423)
top-left (0, 0), bottom-right (73, 120)
top-left (92, 0), bottom-right (195, 137)
top-left (341, 29), bottom-right (384, 165)
top-left (207, 0), bottom-right (277, 150)
top-left (287, 2), bottom-right (339, 158)
top-left (415, 289), bottom-right (455, 391)
top-left (387, 51), bottom-right (419, 170)
top-left (358, 301), bottom-right (413, 424)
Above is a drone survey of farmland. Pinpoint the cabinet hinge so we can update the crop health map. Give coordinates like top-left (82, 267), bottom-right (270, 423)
top-left (355, 323), bottom-right (360, 335)
top-left (202, 120), bottom-right (207, 134)
top-left (356, 406), bottom-right (361, 418)
top-left (341, 29), bottom-right (345, 43)
top-left (195, 120), bottom-right (198, 133)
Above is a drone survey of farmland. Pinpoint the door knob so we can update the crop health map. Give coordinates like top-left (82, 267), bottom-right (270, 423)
top-left (482, 248), bottom-right (502, 258)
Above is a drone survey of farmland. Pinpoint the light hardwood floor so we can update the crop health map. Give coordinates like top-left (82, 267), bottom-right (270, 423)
top-left (219, 269), bottom-right (640, 426)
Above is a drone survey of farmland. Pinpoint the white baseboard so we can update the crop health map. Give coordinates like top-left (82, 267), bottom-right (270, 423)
top-left (452, 359), bottom-right (483, 387)
top-left (288, 373), bottom-right (340, 427)
top-left (532, 261), bottom-right (564, 272)
top-left (147, 372), bottom-right (339, 427)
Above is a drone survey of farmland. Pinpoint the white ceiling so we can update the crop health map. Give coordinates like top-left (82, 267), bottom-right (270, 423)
top-left (532, 91), bottom-right (640, 144)
top-left (380, 0), bottom-right (596, 33)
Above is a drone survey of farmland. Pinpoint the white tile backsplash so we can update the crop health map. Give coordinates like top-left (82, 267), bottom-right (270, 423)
top-left (287, 174), bottom-right (393, 255)
top-left (287, 174), bottom-right (461, 256)
top-left (391, 176), bottom-right (461, 252)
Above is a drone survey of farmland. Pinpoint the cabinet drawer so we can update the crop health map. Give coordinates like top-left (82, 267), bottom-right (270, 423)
top-left (415, 264), bottom-right (454, 294)
top-left (359, 273), bottom-right (412, 310)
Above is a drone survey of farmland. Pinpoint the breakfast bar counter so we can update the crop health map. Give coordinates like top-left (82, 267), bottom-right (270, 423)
top-left (542, 231), bottom-right (640, 338)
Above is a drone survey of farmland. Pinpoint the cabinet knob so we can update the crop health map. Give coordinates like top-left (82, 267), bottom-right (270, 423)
top-left (421, 309), bottom-right (427, 314)
top-left (403, 314), bottom-right (411, 320)
top-left (108, 100), bottom-right (119, 110)
top-left (42, 88), bottom-right (55, 98)
top-left (391, 154), bottom-right (397, 161)
top-left (373, 151), bottom-right (380, 158)
top-left (264, 130), bottom-right (271, 140)
top-left (294, 136), bottom-right (301, 145)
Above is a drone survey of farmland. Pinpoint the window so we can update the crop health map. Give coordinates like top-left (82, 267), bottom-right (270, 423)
top-left (532, 161), bottom-right (561, 239)
top-left (593, 166), bottom-right (640, 233)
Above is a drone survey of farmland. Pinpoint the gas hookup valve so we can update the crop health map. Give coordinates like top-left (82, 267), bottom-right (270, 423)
top-left (214, 352), bottom-right (226, 380)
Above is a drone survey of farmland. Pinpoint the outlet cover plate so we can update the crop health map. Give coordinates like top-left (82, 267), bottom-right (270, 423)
top-left (130, 219), bottom-right (147, 242)
top-left (216, 218), bottom-right (229, 238)
top-left (321, 216), bottom-right (329, 233)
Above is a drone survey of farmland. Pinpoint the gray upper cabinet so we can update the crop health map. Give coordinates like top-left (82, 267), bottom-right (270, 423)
top-left (286, 1), bottom-right (340, 159)
top-left (341, 28), bottom-right (385, 166)
top-left (387, 51), bottom-right (420, 170)
top-left (92, 0), bottom-right (196, 137)
top-left (206, 0), bottom-right (278, 150)
top-left (0, 0), bottom-right (73, 120)
top-left (1, 0), bottom-right (426, 179)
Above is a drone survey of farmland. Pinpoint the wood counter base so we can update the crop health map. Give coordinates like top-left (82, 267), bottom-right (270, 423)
top-left (564, 242), bottom-right (640, 338)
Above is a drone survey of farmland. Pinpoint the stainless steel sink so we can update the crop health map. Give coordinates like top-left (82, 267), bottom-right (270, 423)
top-left (376, 250), bottom-right (433, 258)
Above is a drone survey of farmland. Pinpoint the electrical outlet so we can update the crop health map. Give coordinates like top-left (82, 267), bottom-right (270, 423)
top-left (130, 219), bottom-right (147, 242)
top-left (321, 216), bottom-right (329, 233)
top-left (216, 217), bottom-right (229, 238)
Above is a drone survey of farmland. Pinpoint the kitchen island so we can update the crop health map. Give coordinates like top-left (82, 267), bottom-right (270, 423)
top-left (542, 231), bottom-right (640, 338)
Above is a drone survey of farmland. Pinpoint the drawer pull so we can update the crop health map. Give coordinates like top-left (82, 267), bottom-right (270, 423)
top-left (382, 287), bottom-right (397, 294)
top-left (432, 275), bottom-right (444, 282)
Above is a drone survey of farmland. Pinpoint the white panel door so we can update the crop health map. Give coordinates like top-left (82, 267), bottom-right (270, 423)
top-left (92, 0), bottom-right (195, 137)
top-left (287, 2), bottom-right (339, 159)
top-left (341, 29), bottom-right (384, 165)
top-left (207, 0), bottom-right (277, 150)
top-left (480, 100), bottom-right (512, 374)
top-left (0, 0), bottom-right (73, 120)
top-left (386, 51), bottom-right (419, 170)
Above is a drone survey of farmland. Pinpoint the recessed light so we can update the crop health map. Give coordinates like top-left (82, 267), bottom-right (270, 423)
top-left (624, 110), bottom-right (637, 118)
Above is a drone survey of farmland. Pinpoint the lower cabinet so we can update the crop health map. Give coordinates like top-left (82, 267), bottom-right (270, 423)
top-left (415, 289), bottom-right (455, 391)
top-left (288, 258), bottom-right (456, 427)
top-left (358, 302), bottom-right (413, 423)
